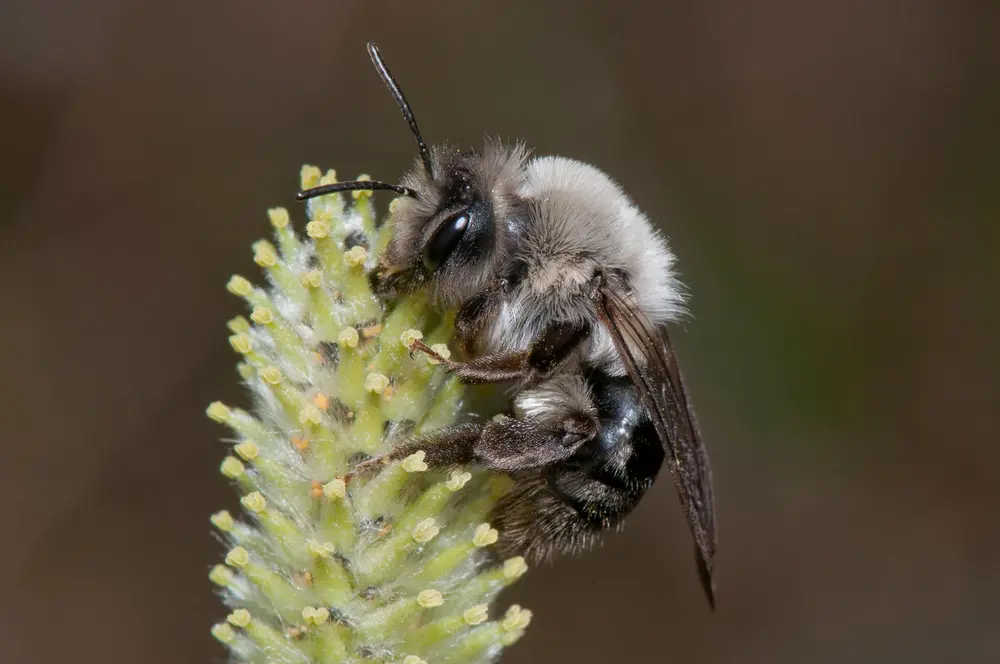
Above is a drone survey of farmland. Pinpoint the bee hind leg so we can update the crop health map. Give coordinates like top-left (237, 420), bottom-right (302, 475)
top-left (350, 415), bottom-right (593, 481)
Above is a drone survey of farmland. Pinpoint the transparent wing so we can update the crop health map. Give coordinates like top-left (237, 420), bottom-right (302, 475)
top-left (595, 283), bottom-right (717, 606)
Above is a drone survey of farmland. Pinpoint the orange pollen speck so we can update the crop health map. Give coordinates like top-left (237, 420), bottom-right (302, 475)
top-left (312, 393), bottom-right (330, 410)
top-left (310, 480), bottom-right (324, 497)
top-left (293, 435), bottom-right (310, 451)
top-left (362, 323), bottom-right (383, 338)
top-left (382, 386), bottom-right (394, 402)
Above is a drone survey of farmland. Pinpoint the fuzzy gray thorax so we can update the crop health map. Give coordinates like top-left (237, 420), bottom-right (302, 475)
top-left (481, 155), bottom-right (686, 376)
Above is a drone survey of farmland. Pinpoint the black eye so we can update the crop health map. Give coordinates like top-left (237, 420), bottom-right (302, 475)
top-left (423, 210), bottom-right (469, 272)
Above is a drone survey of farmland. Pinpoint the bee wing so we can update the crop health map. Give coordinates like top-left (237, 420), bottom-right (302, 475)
top-left (595, 283), bottom-right (717, 606)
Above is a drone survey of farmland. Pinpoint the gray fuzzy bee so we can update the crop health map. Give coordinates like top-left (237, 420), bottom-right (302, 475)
top-left (298, 43), bottom-right (717, 607)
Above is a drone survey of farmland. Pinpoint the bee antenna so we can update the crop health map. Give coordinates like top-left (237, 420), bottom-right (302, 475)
top-left (296, 179), bottom-right (418, 201)
top-left (367, 41), bottom-right (434, 178)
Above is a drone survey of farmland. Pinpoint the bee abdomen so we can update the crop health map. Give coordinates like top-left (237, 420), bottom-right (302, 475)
top-left (492, 369), bottom-right (665, 560)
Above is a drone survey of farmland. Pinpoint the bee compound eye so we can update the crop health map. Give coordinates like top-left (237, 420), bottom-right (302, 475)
top-left (422, 210), bottom-right (470, 272)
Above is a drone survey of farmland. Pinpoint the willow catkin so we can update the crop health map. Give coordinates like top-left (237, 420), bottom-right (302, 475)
top-left (207, 166), bottom-right (530, 664)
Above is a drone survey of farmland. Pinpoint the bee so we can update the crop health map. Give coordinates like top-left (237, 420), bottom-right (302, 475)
top-left (298, 43), bottom-right (717, 607)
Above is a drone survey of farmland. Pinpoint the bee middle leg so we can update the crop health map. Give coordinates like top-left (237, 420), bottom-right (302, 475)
top-left (349, 413), bottom-right (595, 479)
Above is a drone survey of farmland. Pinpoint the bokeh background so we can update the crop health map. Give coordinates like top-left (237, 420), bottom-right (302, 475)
top-left (2, 1), bottom-right (998, 662)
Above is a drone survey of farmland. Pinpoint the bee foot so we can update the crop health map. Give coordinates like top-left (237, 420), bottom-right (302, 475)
top-left (410, 339), bottom-right (457, 369)
top-left (344, 455), bottom-right (391, 483)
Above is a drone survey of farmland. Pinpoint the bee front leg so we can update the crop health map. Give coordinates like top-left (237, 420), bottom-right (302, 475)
top-left (411, 340), bottom-right (529, 383)
top-left (410, 319), bottom-right (591, 386)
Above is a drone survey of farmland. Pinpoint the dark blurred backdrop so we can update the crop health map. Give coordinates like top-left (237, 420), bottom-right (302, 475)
top-left (2, 1), bottom-right (998, 662)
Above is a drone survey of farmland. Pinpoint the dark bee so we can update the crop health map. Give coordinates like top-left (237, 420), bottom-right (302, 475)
top-left (298, 43), bottom-right (717, 607)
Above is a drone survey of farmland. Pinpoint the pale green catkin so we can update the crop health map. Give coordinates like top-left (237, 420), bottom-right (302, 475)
top-left (207, 166), bottom-right (531, 664)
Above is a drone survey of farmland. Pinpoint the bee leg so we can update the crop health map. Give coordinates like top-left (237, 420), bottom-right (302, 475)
top-left (346, 423), bottom-right (484, 481)
top-left (352, 415), bottom-right (593, 481)
top-left (410, 320), bottom-right (591, 386)
top-left (411, 340), bottom-right (528, 383)
top-left (469, 415), bottom-right (593, 471)
top-left (453, 280), bottom-right (504, 356)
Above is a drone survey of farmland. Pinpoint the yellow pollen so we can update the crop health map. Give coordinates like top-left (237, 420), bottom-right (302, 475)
top-left (401, 451), bottom-right (428, 473)
top-left (364, 372), bottom-right (390, 394)
top-left (319, 169), bottom-right (338, 186)
top-left (337, 327), bottom-right (359, 348)
top-left (226, 275), bottom-right (252, 297)
top-left (301, 606), bottom-right (330, 625)
top-left (300, 269), bottom-right (322, 288)
top-left (502, 604), bottom-right (533, 631)
top-left (412, 518), bottom-right (440, 544)
top-left (227, 315), bottom-right (251, 334)
top-left (463, 604), bottom-right (489, 625)
top-left (252, 240), bottom-right (278, 268)
top-left (211, 623), bottom-right (236, 644)
top-left (240, 491), bottom-right (266, 513)
top-left (298, 405), bottom-right (322, 427)
top-left (306, 219), bottom-right (330, 239)
top-left (208, 564), bottom-right (234, 586)
top-left (225, 546), bottom-right (250, 568)
top-left (400, 328), bottom-right (424, 348)
top-left (206, 401), bottom-right (231, 423)
top-left (344, 245), bottom-right (368, 267)
top-left (417, 589), bottom-right (444, 608)
top-left (234, 441), bottom-right (259, 461)
top-left (250, 306), bottom-right (273, 325)
top-left (428, 343), bottom-right (452, 365)
top-left (210, 510), bottom-right (235, 532)
top-left (228, 333), bottom-right (253, 354)
top-left (227, 608), bottom-right (252, 628)
top-left (473, 523), bottom-right (499, 547)
top-left (323, 478), bottom-right (346, 500)
top-left (259, 365), bottom-right (282, 385)
top-left (503, 556), bottom-right (528, 580)
top-left (267, 207), bottom-right (290, 229)
top-left (446, 470), bottom-right (473, 491)
top-left (220, 456), bottom-right (245, 479)
top-left (300, 165), bottom-right (322, 190)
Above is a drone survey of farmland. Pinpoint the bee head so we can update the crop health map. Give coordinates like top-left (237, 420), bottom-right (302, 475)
top-left (377, 142), bottom-right (527, 307)
top-left (297, 42), bottom-right (528, 309)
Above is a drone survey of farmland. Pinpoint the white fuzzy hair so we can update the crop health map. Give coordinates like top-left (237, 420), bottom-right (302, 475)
top-left (483, 155), bottom-right (686, 374)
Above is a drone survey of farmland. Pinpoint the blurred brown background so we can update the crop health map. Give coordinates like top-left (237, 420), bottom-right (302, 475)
top-left (2, 0), bottom-right (998, 662)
